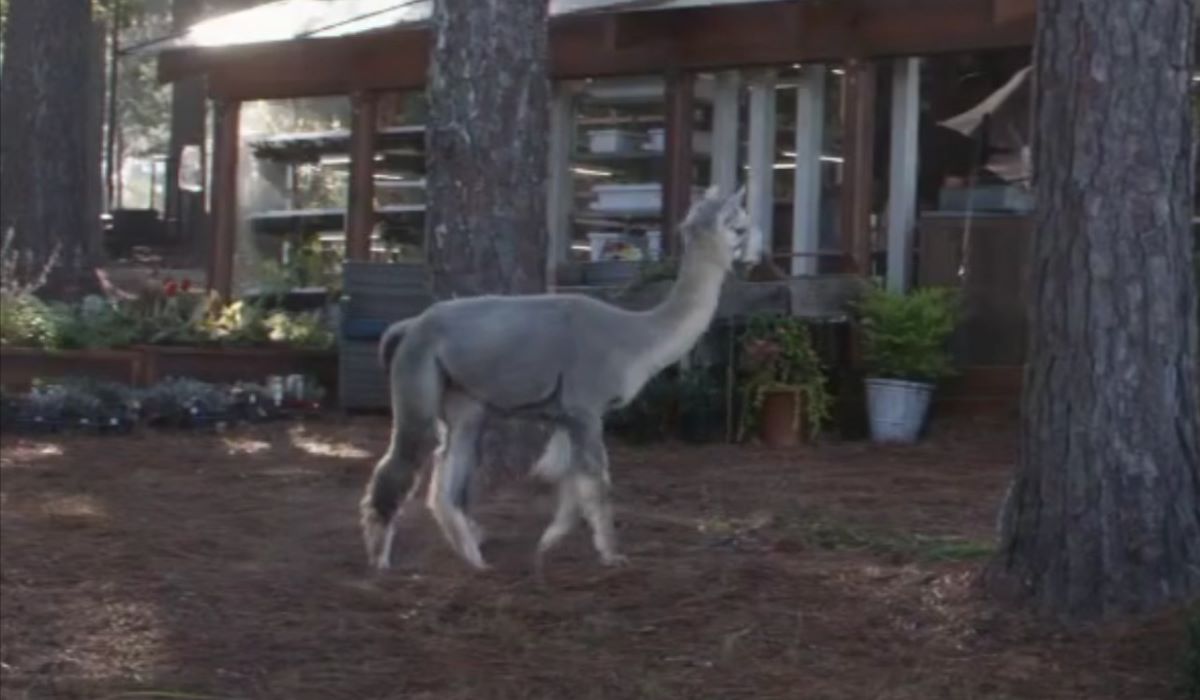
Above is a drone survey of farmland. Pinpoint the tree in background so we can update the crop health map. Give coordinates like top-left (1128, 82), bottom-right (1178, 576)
top-left (424, 0), bottom-right (551, 473)
top-left (988, 0), bottom-right (1199, 622)
top-left (425, 0), bottom-right (549, 298)
top-left (0, 0), bottom-right (99, 292)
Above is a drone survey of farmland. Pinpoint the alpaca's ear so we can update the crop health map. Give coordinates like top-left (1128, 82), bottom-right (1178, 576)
top-left (720, 185), bottom-right (747, 216)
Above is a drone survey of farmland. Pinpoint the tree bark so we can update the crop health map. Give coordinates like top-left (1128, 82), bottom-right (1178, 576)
top-left (988, 0), bottom-right (1200, 623)
top-left (425, 0), bottom-right (549, 298)
top-left (425, 0), bottom-right (551, 478)
top-left (0, 0), bottom-right (97, 294)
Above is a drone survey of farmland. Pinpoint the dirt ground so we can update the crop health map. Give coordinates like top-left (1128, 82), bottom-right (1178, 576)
top-left (0, 417), bottom-right (1190, 700)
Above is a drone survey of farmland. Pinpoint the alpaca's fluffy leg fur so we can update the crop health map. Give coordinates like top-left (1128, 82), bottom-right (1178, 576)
top-left (426, 393), bottom-right (489, 570)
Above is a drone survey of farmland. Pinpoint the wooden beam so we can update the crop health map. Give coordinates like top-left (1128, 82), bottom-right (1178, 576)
top-left (208, 98), bottom-right (240, 299)
top-left (710, 71), bottom-right (741, 195)
top-left (746, 69), bottom-right (777, 255)
top-left (160, 0), bottom-right (1035, 102)
top-left (546, 83), bottom-right (576, 285)
top-left (791, 65), bottom-right (826, 276)
top-left (885, 57), bottom-right (921, 291)
top-left (839, 58), bottom-right (877, 275)
top-left (662, 71), bottom-right (695, 256)
top-left (345, 91), bottom-right (377, 262)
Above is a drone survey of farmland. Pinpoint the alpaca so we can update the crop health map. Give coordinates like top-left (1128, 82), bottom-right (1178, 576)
top-left (360, 185), bottom-right (762, 571)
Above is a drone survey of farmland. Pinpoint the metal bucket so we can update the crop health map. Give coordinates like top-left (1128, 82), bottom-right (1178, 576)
top-left (865, 378), bottom-right (934, 444)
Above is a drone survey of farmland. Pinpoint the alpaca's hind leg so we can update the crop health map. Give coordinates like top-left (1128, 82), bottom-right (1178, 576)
top-left (427, 392), bottom-right (489, 570)
top-left (361, 445), bottom-right (428, 570)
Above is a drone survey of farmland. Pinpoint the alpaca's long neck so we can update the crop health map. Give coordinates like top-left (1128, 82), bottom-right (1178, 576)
top-left (639, 243), bottom-right (727, 371)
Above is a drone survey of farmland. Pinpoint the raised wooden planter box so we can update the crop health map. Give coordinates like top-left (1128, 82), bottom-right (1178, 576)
top-left (0, 347), bottom-right (143, 392)
top-left (137, 345), bottom-right (336, 392)
top-left (1, 345), bottom-right (338, 399)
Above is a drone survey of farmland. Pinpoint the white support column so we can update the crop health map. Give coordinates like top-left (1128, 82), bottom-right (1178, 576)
top-left (546, 83), bottom-right (576, 290)
top-left (746, 70), bottom-right (777, 254)
top-left (710, 71), bottom-right (741, 196)
top-left (886, 57), bottom-right (922, 293)
top-left (790, 65), bottom-right (826, 276)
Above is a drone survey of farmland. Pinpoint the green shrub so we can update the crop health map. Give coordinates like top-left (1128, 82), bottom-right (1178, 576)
top-left (676, 366), bottom-right (726, 443)
top-left (0, 291), bottom-right (60, 348)
top-left (1184, 604), bottom-right (1200, 700)
top-left (856, 285), bottom-right (961, 383)
top-left (264, 310), bottom-right (335, 350)
top-left (607, 372), bottom-right (678, 444)
top-left (48, 296), bottom-right (142, 349)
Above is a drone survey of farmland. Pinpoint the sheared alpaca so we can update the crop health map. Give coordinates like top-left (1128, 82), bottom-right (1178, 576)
top-left (361, 186), bottom-right (763, 572)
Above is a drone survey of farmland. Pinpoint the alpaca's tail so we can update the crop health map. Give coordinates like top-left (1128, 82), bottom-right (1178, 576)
top-left (378, 318), bottom-right (415, 370)
top-left (361, 321), bottom-right (444, 564)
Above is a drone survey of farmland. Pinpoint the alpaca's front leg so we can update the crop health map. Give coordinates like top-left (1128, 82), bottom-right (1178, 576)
top-left (568, 421), bottom-right (628, 567)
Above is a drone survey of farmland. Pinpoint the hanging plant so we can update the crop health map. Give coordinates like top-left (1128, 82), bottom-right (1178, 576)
top-left (736, 313), bottom-right (832, 443)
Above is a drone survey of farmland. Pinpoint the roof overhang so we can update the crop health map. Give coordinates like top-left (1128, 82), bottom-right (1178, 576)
top-left (155, 0), bottom-right (1038, 100)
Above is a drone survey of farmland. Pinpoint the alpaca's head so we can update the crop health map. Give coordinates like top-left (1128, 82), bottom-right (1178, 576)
top-left (679, 185), bottom-right (763, 270)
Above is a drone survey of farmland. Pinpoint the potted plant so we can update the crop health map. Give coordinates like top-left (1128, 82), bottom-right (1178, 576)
top-left (737, 314), bottom-right (832, 447)
top-left (856, 284), bottom-right (960, 443)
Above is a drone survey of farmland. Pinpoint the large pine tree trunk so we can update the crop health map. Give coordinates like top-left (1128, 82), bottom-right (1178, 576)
top-left (425, 0), bottom-right (549, 298)
top-left (424, 0), bottom-right (551, 480)
top-left (988, 0), bottom-right (1200, 622)
top-left (0, 0), bottom-right (97, 293)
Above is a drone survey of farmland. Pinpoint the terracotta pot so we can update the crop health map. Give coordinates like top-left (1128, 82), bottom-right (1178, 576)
top-left (760, 388), bottom-right (808, 448)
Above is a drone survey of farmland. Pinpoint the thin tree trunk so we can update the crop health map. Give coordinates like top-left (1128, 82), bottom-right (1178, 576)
top-left (0, 0), bottom-right (97, 294)
top-left (988, 0), bottom-right (1200, 623)
top-left (425, 0), bottom-right (551, 478)
top-left (165, 0), bottom-right (208, 255)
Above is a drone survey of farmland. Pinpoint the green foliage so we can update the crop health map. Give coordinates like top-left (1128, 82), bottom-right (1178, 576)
top-left (0, 285), bottom-right (334, 352)
top-left (675, 367), bottom-right (726, 443)
top-left (606, 372), bottom-right (677, 444)
top-left (264, 310), bottom-right (334, 349)
top-left (46, 296), bottom-right (142, 349)
top-left (736, 314), bottom-right (832, 441)
top-left (856, 284), bottom-right (961, 383)
top-left (258, 237), bottom-right (343, 296)
top-left (0, 292), bottom-right (60, 348)
top-left (1184, 604), bottom-right (1200, 700)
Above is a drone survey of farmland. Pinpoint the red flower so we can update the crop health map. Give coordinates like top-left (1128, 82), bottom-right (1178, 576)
top-left (180, 278), bottom-right (192, 292)
top-left (163, 280), bottom-right (179, 297)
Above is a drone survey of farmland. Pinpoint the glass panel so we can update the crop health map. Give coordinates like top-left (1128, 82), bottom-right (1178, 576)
top-left (568, 76), bottom-right (670, 274)
top-left (237, 95), bottom-right (351, 293)
top-left (374, 91), bottom-right (428, 263)
top-left (916, 49), bottom-right (1033, 218)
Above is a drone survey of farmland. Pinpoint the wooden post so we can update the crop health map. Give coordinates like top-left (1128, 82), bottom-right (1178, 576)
top-left (791, 65), bottom-right (826, 276)
top-left (663, 71), bottom-right (695, 255)
top-left (839, 59), bottom-right (877, 275)
top-left (885, 57), bottom-right (921, 292)
top-left (208, 98), bottom-right (240, 300)
top-left (746, 69), bottom-right (777, 253)
top-left (710, 71), bottom-right (741, 196)
top-left (346, 90), bottom-right (378, 262)
top-left (546, 82), bottom-right (576, 286)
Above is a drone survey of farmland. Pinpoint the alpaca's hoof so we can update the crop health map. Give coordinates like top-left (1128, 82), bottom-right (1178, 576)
top-left (601, 553), bottom-right (630, 567)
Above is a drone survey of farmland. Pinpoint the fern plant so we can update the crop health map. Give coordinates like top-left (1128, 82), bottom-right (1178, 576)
top-left (856, 284), bottom-right (961, 383)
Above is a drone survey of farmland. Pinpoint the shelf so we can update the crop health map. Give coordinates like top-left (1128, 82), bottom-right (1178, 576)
top-left (248, 125), bottom-right (426, 163)
top-left (248, 204), bottom-right (425, 236)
